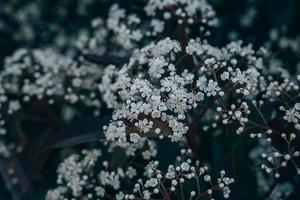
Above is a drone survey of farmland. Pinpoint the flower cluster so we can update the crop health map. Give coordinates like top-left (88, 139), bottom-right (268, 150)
top-left (145, 0), bottom-right (217, 36)
top-left (101, 37), bottom-right (269, 145)
top-left (126, 149), bottom-right (234, 200)
top-left (0, 48), bottom-right (103, 167)
top-left (101, 38), bottom-right (204, 146)
top-left (282, 103), bottom-right (300, 130)
top-left (1, 49), bottom-right (102, 108)
top-left (47, 147), bottom-right (234, 200)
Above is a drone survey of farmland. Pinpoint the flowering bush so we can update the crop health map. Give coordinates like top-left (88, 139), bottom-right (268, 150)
top-left (0, 0), bottom-right (300, 199)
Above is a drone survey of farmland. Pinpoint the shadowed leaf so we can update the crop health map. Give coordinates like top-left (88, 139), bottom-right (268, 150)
top-left (0, 154), bottom-right (30, 200)
top-left (82, 54), bottom-right (127, 65)
top-left (44, 116), bottom-right (108, 151)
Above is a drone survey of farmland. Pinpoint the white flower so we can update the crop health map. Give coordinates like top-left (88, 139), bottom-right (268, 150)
top-left (180, 162), bottom-right (190, 171)
top-left (130, 133), bottom-right (141, 143)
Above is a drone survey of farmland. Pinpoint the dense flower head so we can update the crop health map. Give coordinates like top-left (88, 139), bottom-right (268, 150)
top-left (100, 37), bottom-right (271, 145)
top-left (101, 38), bottom-right (204, 146)
top-left (46, 147), bottom-right (234, 200)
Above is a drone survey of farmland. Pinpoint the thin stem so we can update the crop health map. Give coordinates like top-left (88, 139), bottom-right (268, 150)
top-left (180, 182), bottom-right (185, 200)
top-left (160, 181), bottom-right (171, 200)
top-left (252, 103), bottom-right (269, 127)
top-left (195, 176), bottom-right (201, 196)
